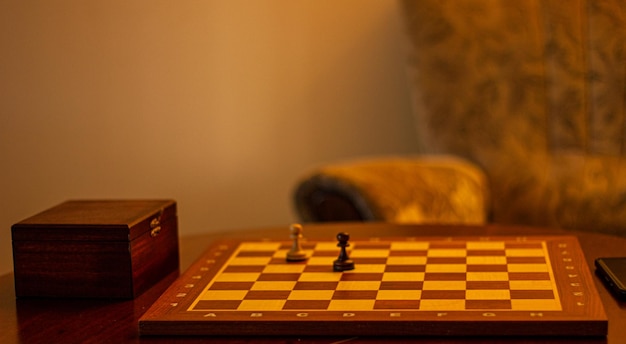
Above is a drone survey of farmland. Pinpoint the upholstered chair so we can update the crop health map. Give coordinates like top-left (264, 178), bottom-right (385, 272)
top-left (293, 0), bottom-right (626, 237)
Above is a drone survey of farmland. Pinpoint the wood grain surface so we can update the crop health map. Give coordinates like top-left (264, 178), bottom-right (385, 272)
top-left (139, 235), bottom-right (606, 336)
top-left (1, 223), bottom-right (625, 343)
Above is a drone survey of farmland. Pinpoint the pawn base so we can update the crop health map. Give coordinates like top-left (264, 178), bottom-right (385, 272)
top-left (286, 251), bottom-right (308, 262)
top-left (333, 259), bottom-right (355, 272)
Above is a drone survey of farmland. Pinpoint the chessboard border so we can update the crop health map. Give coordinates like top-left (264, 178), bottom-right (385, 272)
top-left (139, 235), bottom-right (607, 337)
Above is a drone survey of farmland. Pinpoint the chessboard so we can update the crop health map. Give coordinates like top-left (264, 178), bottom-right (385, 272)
top-left (139, 232), bottom-right (607, 337)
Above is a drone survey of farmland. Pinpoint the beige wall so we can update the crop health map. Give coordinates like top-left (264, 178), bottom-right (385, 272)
top-left (0, 0), bottom-right (417, 275)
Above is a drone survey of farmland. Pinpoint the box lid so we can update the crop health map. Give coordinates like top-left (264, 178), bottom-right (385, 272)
top-left (12, 200), bottom-right (176, 242)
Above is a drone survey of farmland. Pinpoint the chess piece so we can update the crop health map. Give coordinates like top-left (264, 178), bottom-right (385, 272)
top-left (333, 232), bottom-right (355, 271)
top-left (286, 223), bottom-right (308, 261)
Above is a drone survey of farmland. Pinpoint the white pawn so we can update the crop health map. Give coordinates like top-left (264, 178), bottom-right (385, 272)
top-left (286, 224), bottom-right (308, 262)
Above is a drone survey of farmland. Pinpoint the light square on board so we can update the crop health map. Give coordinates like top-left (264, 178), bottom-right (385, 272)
top-left (427, 249), bottom-right (467, 257)
top-left (509, 280), bottom-right (555, 290)
top-left (238, 299), bottom-right (286, 311)
top-left (214, 272), bottom-right (261, 282)
top-left (342, 264), bottom-right (386, 273)
top-left (263, 264), bottom-right (307, 273)
top-left (466, 272), bottom-right (509, 281)
top-left (298, 272), bottom-right (343, 282)
top-left (272, 249), bottom-right (315, 258)
top-left (376, 290), bottom-right (422, 300)
top-left (466, 256), bottom-right (508, 265)
top-left (238, 242), bottom-right (282, 251)
top-left (382, 272), bottom-right (425, 281)
top-left (425, 264), bottom-right (467, 273)
top-left (350, 249), bottom-right (390, 258)
top-left (466, 289), bottom-right (511, 300)
top-left (251, 281), bottom-right (297, 291)
top-left (390, 242), bottom-right (429, 250)
top-left (466, 241), bottom-right (506, 250)
top-left (507, 264), bottom-right (549, 272)
top-left (328, 300), bottom-right (376, 311)
top-left (511, 299), bottom-right (562, 311)
top-left (229, 257), bottom-right (273, 266)
top-left (387, 256), bottom-right (428, 265)
top-left (336, 281), bottom-right (381, 291)
top-left (419, 299), bottom-right (465, 310)
top-left (422, 280), bottom-right (466, 290)
top-left (288, 290), bottom-right (334, 300)
top-left (199, 290), bottom-right (248, 301)
top-left (505, 249), bottom-right (545, 257)
top-left (306, 257), bottom-right (336, 266)
top-left (314, 242), bottom-right (339, 251)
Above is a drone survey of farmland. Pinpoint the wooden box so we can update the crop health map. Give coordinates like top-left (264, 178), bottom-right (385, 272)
top-left (11, 200), bottom-right (179, 298)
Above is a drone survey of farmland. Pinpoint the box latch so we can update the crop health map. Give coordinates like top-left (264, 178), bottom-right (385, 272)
top-left (149, 210), bottom-right (163, 237)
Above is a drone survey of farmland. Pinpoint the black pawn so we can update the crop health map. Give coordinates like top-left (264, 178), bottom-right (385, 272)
top-left (333, 232), bottom-right (355, 272)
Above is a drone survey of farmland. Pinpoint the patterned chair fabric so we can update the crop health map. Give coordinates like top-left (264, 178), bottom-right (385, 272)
top-left (293, 0), bottom-right (626, 236)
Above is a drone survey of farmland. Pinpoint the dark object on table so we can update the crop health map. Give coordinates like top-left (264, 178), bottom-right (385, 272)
top-left (11, 200), bottom-right (179, 298)
top-left (333, 232), bottom-right (354, 271)
top-left (595, 257), bottom-right (626, 301)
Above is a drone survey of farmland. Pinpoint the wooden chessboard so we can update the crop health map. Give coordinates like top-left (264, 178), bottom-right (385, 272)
top-left (139, 235), bottom-right (607, 336)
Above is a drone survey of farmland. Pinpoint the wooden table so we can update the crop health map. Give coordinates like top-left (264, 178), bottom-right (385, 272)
top-left (1, 222), bottom-right (625, 343)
